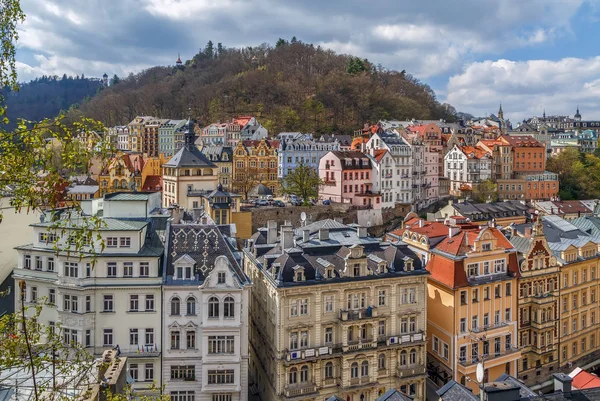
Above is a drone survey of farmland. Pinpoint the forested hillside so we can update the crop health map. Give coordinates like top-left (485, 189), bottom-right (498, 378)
top-left (69, 40), bottom-right (457, 134)
top-left (1, 75), bottom-right (103, 129)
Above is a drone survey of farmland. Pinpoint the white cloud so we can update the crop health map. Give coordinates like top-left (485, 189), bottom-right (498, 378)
top-left (445, 57), bottom-right (600, 121)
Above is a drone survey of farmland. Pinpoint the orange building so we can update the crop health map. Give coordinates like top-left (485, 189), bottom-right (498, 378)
top-left (500, 135), bottom-right (547, 174)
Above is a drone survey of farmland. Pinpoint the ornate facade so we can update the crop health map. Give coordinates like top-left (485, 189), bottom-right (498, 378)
top-left (232, 138), bottom-right (279, 197)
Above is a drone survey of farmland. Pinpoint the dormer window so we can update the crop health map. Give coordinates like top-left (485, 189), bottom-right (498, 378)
top-left (218, 272), bottom-right (226, 284)
top-left (326, 268), bottom-right (334, 279)
top-left (405, 260), bottom-right (414, 271)
top-left (295, 270), bottom-right (305, 282)
top-left (482, 243), bottom-right (491, 252)
top-left (353, 263), bottom-right (361, 277)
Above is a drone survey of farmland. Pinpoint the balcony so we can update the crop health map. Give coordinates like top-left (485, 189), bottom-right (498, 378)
top-left (458, 346), bottom-right (520, 367)
top-left (384, 173), bottom-right (392, 179)
top-left (339, 307), bottom-right (378, 321)
top-left (396, 364), bottom-right (426, 378)
top-left (344, 340), bottom-right (377, 352)
top-left (349, 377), bottom-right (372, 387)
top-left (322, 377), bottom-right (339, 387)
top-left (470, 321), bottom-right (510, 334)
top-left (284, 383), bottom-right (317, 398)
top-left (324, 179), bottom-right (336, 185)
top-left (530, 320), bottom-right (556, 330)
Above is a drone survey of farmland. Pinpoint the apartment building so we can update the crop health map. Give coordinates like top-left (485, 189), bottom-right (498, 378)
top-left (143, 118), bottom-right (168, 157)
top-left (318, 151), bottom-right (381, 208)
top-left (399, 215), bottom-right (521, 394)
top-left (128, 116), bottom-right (155, 153)
top-left (12, 192), bottom-right (167, 395)
top-left (232, 138), bottom-right (279, 196)
top-left (200, 146), bottom-right (234, 190)
top-left (162, 216), bottom-right (251, 401)
top-left (244, 219), bottom-right (429, 401)
top-left (162, 118), bottom-right (218, 208)
top-left (443, 145), bottom-right (492, 195)
top-left (509, 219), bottom-right (560, 386)
top-left (510, 215), bottom-right (600, 380)
top-left (159, 119), bottom-right (187, 157)
top-left (277, 134), bottom-right (340, 179)
top-left (367, 149), bottom-right (396, 209)
top-left (406, 124), bottom-right (443, 203)
top-left (366, 132), bottom-right (413, 205)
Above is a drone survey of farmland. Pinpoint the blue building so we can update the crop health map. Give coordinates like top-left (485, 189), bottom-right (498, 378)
top-left (277, 134), bottom-right (341, 178)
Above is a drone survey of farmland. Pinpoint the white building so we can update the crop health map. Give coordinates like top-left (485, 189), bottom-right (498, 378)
top-left (366, 132), bottom-right (413, 205)
top-left (12, 192), bottom-right (167, 395)
top-left (444, 145), bottom-right (492, 195)
top-left (162, 216), bottom-right (251, 401)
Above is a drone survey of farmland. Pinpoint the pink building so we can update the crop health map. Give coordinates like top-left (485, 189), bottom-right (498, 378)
top-left (319, 151), bottom-right (382, 209)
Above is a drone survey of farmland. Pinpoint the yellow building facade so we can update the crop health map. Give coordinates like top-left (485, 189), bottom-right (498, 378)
top-left (232, 138), bottom-right (279, 197)
top-left (245, 220), bottom-right (429, 401)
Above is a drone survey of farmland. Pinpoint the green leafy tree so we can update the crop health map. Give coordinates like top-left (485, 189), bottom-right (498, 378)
top-left (280, 165), bottom-right (323, 203)
top-left (275, 38), bottom-right (287, 47)
top-left (204, 40), bottom-right (214, 59)
top-left (346, 57), bottom-right (368, 75)
top-left (471, 179), bottom-right (498, 203)
top-left (110, 74), bottom-right (120, 85)
top-left (290, 36), bottom-right (298, 44)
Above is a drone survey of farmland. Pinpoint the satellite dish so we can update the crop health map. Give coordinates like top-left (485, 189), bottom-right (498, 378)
top-left (476, 363), bottom-right (485, 383)
top-left (300, 212), bottom-right (307, 222)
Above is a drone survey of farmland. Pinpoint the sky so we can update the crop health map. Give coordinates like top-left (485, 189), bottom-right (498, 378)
top-left (13, 0), bottom-right (600, 122)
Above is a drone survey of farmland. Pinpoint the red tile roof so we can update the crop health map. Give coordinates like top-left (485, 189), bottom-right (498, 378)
top-left (427, 254), bottom-right (467, 288)
top-left (373, 149), bottom-right (387, 162)
top-left (233, 116), bottom-right (253, 128)
top-left (571, 368), bottom-right (600, 390)
top-left (142, 175), bottom-right (163, 191)
top-left (459, 145), bottom-right (490, 159)
top-left (500, 135), bottom-right (544, 148)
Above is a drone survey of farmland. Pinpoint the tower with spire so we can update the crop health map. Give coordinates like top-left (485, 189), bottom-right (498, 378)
top-left (498, 103), bottom-right (504, 120)
top-left (175, 53), bottom-right (183, 70)
top-left (575, 105), bottom-right (582, 122)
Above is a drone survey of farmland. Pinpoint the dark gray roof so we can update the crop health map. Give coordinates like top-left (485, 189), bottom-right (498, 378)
top-left (164, 222), bottom-right (249, 285)
top-left (248, 220), bottom-right (427, 287)
top-left (163, 145), bottom-right (216, 168)
top-left (249, 183), bottom-right (273, 196)
top-left (453, 201), bottom-right (530, 220)
top-left (200, 145), bottom-right (233, 162)
top-left (437, 380), bottom-right (478, 401)
top-left (376, 389), bottom-right (412, 401)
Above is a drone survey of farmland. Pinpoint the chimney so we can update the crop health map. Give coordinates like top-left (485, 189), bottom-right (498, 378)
top-left (334, 217), bottom-right (343, 223)
top-left (302, 229), bottom-right (310, 242)
top-left (357, 226), bottom-right (367, 238)
top-left (553, 373), bottom-right (572, 396)
top-left (449, 226), bottom-right (460, 238)
top-left (170, 206), bottom-right (183, 224)
top-left (483, 382), bottom-right (521, 401)
top-left (281, 226), bottom-right (294, 250)
top-left (524, 227), bottom-right (532, 238)
top-left (319, 228), bottom-right (329, 241)
top-left (267, 220), bottom-right (278, 244)
top-left (419, 219), bottom-right (424, 228)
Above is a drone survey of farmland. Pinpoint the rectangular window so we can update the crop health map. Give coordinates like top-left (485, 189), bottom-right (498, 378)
top-left (103, 329), bottom-right (113, 346)
top-left (378, 289), bottom-right (386, 306)
top-left (171, 331), bottom-right (180, 349)
top-left (123, 262), bottom-right (133, 277)
top-left (299, 299), bottom-right (308, 315)
top-left (187, 331), bottom-right (196, 349)
top-left (85, 330), bottom-right (91, 347)
top-left (24, 255), bottom-right (31, 269)
top-left (120, 237), bottom-right (131, 248)
top-left (325, 327), bottom-right (333, 344)
top-left (130, 295), bottom-right (139, 311)
top-left (170, 366), bottom-right (195, 381)
top-left (31, 286), bottom-right (37, 302)
top-left (145, 364), bottom-right (154, 381)
top-left (107, 262), bottom-right (117, 277)
top-left (35, 256), bottom-right (43, 271)
top-left (103, 295), bottom-right (113, 312)
top-left (130, 329), bottom-right (138, 345)
top-left (324, 295), bottom-right (334, 313)
top-left (207, 370), bottom-right (234, 384)
top-left (443, 343), bottom-right (449, 360)
top-left (130, 364), bottom-right (138, 381)
top-left (47, 257), bottom-right (54, 272)
top-left (208, 336), bottom-right (235, 354)
top-left (85, 295), bottom-right (91, 312)
top-left (218, 272), bottom-right (226, 284)
top-left (64, 262), bottom-right (78, 277)
top-left (460, 318), bottom-right (466, 333)
top-left (48, 288), bottom-right (56, 305)
top-left (139, 262), bottom-right (149, 277)
top-left (212, 394), bottom-right (231, 401)
top-left (145, 328), bottom-right (154, 345)
top-left (145, 295), bottom-right (155, 311)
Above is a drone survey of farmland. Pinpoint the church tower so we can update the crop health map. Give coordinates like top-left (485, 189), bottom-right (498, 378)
top-left (575, 105), bottom-right (582, 122)
top-left (498, 103), bottom-right (504, 120)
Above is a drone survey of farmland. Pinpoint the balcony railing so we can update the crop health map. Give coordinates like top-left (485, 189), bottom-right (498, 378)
top-left (339, 307), bottom-right (378, 321)
top-left (396, 364), bottom-right (425, 378)
top-left (349, 377), bottom-right (372, 387)
top-left (284, 383), bottom-right (317, 398)
top-left (344, 340), bottom-right (376, 352)
top-left (458, 346), bottom-right (520, 367)
top-left (470, 321), bottom-right (509, 333)
top-left (322, 377), bottom-right (339, 387)
top-left (530, 320), bottom-right (556, 330)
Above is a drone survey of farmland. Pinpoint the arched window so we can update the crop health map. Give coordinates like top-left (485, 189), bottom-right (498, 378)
top-left (400, 350), bottom-right (407, 366)
top-left (224, 296), bottom-right (235, 318)
top-left (378, 353), bottom-right (386, 370)
top-left (171, 297), bottom-right (180, 315)
top-left (324, 362), bottom-right (333, 378)
top-left (351, 362), bottom-right (359, 378)
top-left (361, 361), bottom-right (369, 377)
top-left (289, 367), bottom-right (297, 384)
top-left (208, 296), bottom-right (219, 318)
top-left (186, 297), bottom-right (196, 315)
top-left (300, 365), bottom-right (308, 382)
top-left (409, 348), bottom-right (417, 365)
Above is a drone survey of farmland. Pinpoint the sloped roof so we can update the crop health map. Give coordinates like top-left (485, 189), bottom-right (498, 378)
top-left (459, 145), bottom-right (491, 159)
top-left (142, 175), bottom-right (162, 191)
top-left (163, 145), bottom-right (216, 168)
top-left (569, 367), bottom-right (600, 390)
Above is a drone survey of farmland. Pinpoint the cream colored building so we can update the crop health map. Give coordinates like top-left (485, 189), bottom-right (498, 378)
top-left (162, 118), bottom-right (219, 208)
top-left (244, 219), bottom-right (428, 401)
